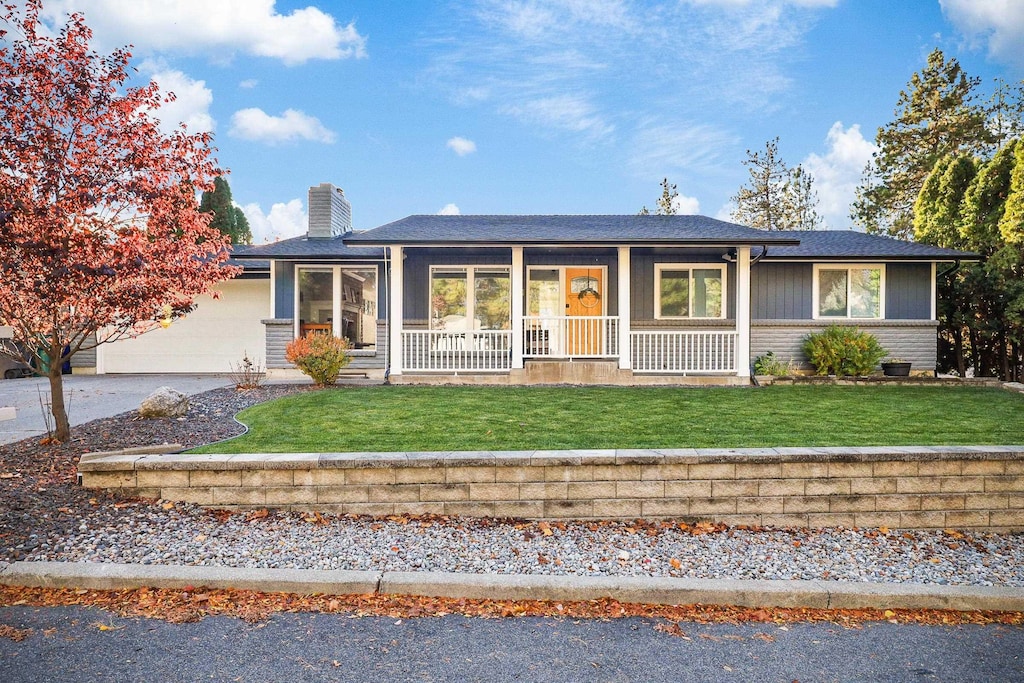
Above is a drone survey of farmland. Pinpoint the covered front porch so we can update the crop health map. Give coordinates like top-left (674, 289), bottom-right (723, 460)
top-left (387, 244), bottom-right (753, 382)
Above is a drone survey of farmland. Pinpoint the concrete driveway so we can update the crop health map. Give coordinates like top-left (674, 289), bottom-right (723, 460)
top-left (0, 374), bottom-right (233, 446)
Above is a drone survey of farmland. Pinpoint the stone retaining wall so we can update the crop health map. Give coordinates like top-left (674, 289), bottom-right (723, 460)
top-left (78, 446), bottom-right (1024, 532)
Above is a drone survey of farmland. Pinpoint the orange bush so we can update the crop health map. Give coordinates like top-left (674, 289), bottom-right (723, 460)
top-left (285, 333), bottom-right (351, 386)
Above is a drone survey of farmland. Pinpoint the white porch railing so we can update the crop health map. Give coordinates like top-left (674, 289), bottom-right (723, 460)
top-left (523, 316), bottom-right (619, 358)
top-left (631, 330), bottom-right (737, 373)
top-left (402, 330), bottom-right (512, 372)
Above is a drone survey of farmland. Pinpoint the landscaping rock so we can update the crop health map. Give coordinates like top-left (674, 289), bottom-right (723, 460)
top-left (138, 387), bottom-right (189, 418)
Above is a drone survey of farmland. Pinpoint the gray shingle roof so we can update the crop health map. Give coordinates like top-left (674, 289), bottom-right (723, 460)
top-left (229, 235), bottom-right (384, 260)
top-left (344, 215), bottom-right (803, 246)
top-left (230, 219), bottom-right (976, 262)
top-left (758, 230), bottom-right (975, 261)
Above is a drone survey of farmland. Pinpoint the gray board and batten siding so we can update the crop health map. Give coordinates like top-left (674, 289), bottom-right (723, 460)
top-left (263, 318), bottom-right (388, 372)
top-left (750, 262), bottom-right (937, 371)
top-left (402, 247), bottom-right (622, 321)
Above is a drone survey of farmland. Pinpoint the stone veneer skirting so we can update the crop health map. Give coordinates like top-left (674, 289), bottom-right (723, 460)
top-left (78, 446), bottom-right (1024, 532)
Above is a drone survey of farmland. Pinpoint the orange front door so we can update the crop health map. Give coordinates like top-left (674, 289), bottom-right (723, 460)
top-left (565, 268), bottom-right (603, 355)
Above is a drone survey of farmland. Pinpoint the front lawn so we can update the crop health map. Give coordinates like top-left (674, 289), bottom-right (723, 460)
top-left (191, 385), bottom-right (1024, 453)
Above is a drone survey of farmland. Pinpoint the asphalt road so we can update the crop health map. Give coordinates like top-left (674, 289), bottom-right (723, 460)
top-left (2, 606), bottom-right (1022, 683)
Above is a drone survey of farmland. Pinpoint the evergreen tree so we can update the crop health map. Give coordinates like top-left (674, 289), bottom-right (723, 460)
top-left (988, 78), bottom-right (1024, 147)
top-left (999, 139), bottom-right (1024, 244)
top-left (199, 176), bottom-right (253, 244)
top-left (853, 49), bottom-right (991, 239)
top-left (639, 178), bottom-right (681, 215)
top-left (731, 138), bottom-right (820, 230)
top-left (781, 165), bottom-right (822, 231)
top-left (913, 154), bottom-right (977, 248)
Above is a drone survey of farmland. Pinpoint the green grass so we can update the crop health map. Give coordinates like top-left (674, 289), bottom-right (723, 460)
top-left (190, 385), bottom-right (1024, 453)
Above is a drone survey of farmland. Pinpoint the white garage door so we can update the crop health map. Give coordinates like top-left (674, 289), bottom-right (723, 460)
top-left (101, 278), bottom-right (270, 374)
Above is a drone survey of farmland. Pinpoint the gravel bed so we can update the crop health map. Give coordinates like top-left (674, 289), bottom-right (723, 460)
top-left (3, 382), bottom-right (1024, 587)
top-left (26, 506), bottom-right (1024, 586)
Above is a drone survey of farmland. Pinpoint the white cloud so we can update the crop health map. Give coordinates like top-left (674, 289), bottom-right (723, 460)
top-left (143, 63), bottom-right (215, 134)
top-left (240, 199), bottom-right (306, 243)
top-left (41, 0), bottom-right (367, 65)
top-left (446, 137), bottom-right (477, 156)
top-left (437, 203), bottom-right (461, 215)
top-left (801, 121), bottom-right (877, 229)
top-left (433, 0), bottom-right (838, 151)
top-left (500, 95), bottom-right (614, 139)
top-left (238, 79), bottom-right (259, 89)
top-left (940, 0), bottom-right (1024, 69)
top-left (630, 122), bottom-right (739, 177)
top-left (672, 194), bottom-right (701, 214)
top-left (229, 108), bottom-right (337, 144)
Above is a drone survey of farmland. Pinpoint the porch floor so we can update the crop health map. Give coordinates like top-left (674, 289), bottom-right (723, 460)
top-left (391, 360), bottom-right (749, 386)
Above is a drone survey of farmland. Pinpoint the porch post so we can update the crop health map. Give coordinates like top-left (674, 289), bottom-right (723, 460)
top-left (617, 246), bottom-right (631, 370)
top-left (736, 246), bottom-right (751, 377)
top-left (511, 247), bottom-right (524, 369)
top-left (389, 245), bottom-right (404, 377)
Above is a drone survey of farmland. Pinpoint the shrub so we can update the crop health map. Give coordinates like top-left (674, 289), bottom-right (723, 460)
top-left (228, 353), bottom-right (265, 389)
top-left (285, 333), bottom-right (352, 386)
top-left (753, 351), bottom-right (795, 376)
top-left (801, 326), bottom-right (886, 376)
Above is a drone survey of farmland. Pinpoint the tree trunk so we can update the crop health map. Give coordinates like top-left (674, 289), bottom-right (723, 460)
top-left (954, 326), bottom-right (965, 376)
top-left (46, 344), bottom-right (70, 442)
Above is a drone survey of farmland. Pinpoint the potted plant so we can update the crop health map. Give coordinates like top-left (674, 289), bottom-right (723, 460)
top-left (881, 358), bottom-right (911, 376)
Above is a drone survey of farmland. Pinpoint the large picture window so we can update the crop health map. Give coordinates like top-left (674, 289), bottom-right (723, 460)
top-left (296, 265), bottom-right (378, 347)
top-left (814, 265), bottom-right (884, 319)
top-left (654, 264), bottom-right (726, 319)
top-left (430, 266), bottom-right (510, 331)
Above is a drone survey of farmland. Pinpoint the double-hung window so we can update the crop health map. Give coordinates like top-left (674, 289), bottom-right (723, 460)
top-left (654, 264), bottom-right (726, 319)
top-left (814, 265), bottom-right (884, 319)
top-left (430, 266), bottom-right (511, 331)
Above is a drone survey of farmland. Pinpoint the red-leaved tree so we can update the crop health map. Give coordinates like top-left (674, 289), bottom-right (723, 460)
top-left (0, 1), bottom-right (239, 442)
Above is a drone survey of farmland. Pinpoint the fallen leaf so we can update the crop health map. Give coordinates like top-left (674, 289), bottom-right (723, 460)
top-left (162, 502), bottom-right (174, 510)
top-left (670, 558), bottom-right (682, 570)
top-left (95, 623), bottom-right (123, 631)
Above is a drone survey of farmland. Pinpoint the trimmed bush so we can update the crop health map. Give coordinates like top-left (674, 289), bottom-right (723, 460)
top-left (801, 325), bottom-right (886, 376)
top-left (285, 333), bottom-right (352, 386)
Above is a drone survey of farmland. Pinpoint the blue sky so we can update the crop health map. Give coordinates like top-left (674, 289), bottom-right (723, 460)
top-left (33, 0), bottom-right (1024, 242)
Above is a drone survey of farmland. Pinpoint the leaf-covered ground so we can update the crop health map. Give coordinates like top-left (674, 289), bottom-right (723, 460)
top-left (2, 585), bottom-right (1022, 633)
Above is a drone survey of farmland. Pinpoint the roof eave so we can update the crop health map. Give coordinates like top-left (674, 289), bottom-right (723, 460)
top-left (344, 238), bottom-right (803, 248)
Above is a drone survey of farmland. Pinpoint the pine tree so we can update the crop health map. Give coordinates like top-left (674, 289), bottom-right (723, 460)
top-left (199, 176), bottom-right (253, 244)
top-left (781, 165), bottom-right (822, 231)
top-left (853, 49), bottom-right (991, 239)
top-left (988, 78), bottom-right (1024, 147)
top-left (731, 138), bottom-right (821, 230)
top-left (639, 178), bottom-right (681, 215)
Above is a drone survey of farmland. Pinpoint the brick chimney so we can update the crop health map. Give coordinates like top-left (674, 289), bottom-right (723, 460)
top-left (307, 183), bottom-right (352, 238)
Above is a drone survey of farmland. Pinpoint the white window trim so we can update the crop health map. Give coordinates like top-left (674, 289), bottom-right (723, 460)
top-left (812, 263), bottom-right (886, 320)
top-left (294, 263), bottom-right (380, 339)
top-left (429, 265), bottom-right (512, 330)
top-left (526, 265), bottom-right (609, 317)
top-left (654, 263), bottom-right (728, 320)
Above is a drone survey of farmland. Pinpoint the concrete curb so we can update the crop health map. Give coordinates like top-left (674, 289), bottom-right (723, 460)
top-left (3, 562), bottom-right (1024, 612)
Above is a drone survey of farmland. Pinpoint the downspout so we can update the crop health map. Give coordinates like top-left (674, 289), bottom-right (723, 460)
top-left (937, 259), bottom-right (961, 278)
top-left (750, 245), bottom-right (768, 265)
top-left (747, 245), bottom-right (768, 382)
top-left (383, 247), bottom-right (391, 384)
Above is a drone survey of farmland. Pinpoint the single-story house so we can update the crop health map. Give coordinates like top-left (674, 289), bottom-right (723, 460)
top-left (228, 183), bottom-right (973, 384)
